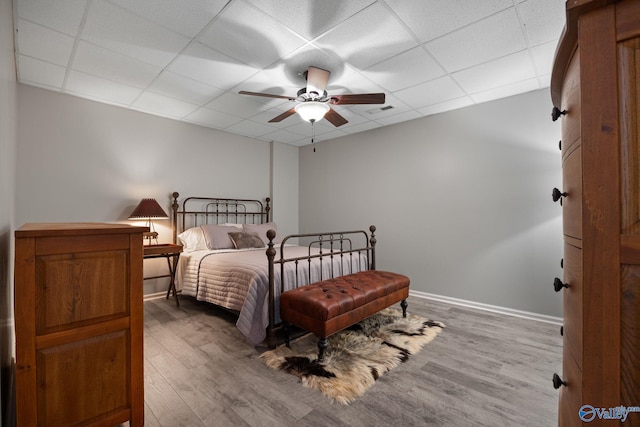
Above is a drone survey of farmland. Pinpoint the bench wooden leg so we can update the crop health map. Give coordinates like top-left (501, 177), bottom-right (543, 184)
top-left (283, 322), bottom-right (291, 348)
top-left (401, 299), bottom-right (408, 318)
top-left (317, 337), bottom-right (328, 362)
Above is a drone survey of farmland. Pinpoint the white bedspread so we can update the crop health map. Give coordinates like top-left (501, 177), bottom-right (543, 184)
top-left (176, 245), bottom-right (368, 345)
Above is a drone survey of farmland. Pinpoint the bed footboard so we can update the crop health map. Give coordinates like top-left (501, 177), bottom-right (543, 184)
top-left (265, 226), bottom-right (377, 347)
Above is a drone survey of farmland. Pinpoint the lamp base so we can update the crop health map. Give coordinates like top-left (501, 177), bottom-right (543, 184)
top-left (143, 231), bottom-right (159, 245)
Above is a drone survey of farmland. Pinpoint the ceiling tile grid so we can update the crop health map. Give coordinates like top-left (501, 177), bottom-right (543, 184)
top-left (13, 0), bottom-right (566, 146)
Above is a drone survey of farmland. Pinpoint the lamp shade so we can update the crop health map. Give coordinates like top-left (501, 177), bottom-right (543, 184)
top-left (295, 101), bottom-right (330, 123)
top-left (128, 198), bottom-right (168, 220)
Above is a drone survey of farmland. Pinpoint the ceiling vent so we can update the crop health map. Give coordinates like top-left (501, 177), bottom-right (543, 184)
top-left (367, 105), bottom-right (394, 115)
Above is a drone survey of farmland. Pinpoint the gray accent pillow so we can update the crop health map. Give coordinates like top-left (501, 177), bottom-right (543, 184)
top-left (228, 232), bottom-right (265, 249)
top-left (243, 222), bottom-right (280, 244)
top-left (200, 224), bottom-right (241, 250)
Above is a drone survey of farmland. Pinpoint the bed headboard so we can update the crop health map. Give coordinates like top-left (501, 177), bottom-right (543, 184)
top-left (171, 192), bottom-right (270, 244)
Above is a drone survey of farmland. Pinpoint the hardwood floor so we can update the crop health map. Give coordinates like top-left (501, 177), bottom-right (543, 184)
top-left (141, 295), bottom-right (562, 426)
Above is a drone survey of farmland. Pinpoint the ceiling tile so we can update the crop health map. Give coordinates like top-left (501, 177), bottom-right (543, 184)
top-left (65, 70), bottom-right (142, 105)
top-left (225, 119), bottom-right (279, 137)
top-left (244, 0), bottom-right (376, 40)
top-left (16, 20), bottom-right (75, 67)
top-left (205, 92), bottom-right (273, 118)
top-left (425, 8), bottom-right (527, 72)
top-left (394, 76), bottom-right (465, 109)
top-left (146, 71), bottom-right (225, 105)
top-left (384, 0), bottom-right (513, 42)
top-left (249, 105), bottom-right (296, 125)
top-left (470, 78), bottom-right (541, 104)
top-left (531, 40), bottom-right (557, 75)
top-left (167, 42), bottom-right (257, 89)
top-left (72, 41), bottom-right (162, 88)
top-left (452, 50), bottom-right (537, 94)
top-left (361, 46), bottom-right (445, 92)
top-left (262, 129), bottom-right (308, 144)
top-left (131, 92), bottom-right (200, 119)
top-left (185, 107), bottom-right (244, 129)
top-left (231, 64), bottom-right (300, 96)
top-left (17, 55), bottom-right (66, 89)
top-left (374, 109), bottom-right (423, 126)
top-left (17, 0), bottom-right (87, 36)
top-left (198, 1), bottom-right (307, 68)
top-left (314, 2), bottom-right (418, 70)
top-left (82, 0), bottom-right (191, 68)
top-left (337, 120), bottom-right (382, 134)
top-left (417, 96), bottom-right (474, 116)
top-left (109, 0), bottom-right (228, 38)
top-left (518, 0), bottom-right (565, 46)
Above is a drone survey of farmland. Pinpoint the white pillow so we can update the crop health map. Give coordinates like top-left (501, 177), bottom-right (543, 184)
top-left (177, 227), bottom-right (208, 252)
top-left (224, 223), bottom-right (243, 229)
top-left (200, 224), bottom-right (242, 250)
top-left (243, 222), bottom-right (280, 244)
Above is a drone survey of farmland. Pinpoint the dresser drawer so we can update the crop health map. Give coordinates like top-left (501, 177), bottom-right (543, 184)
top-left (562, 145), bottom-right (582, 240)
top-left (558, 348), bottom-right (582, 427)
top-left (561, 50), bottom-right (581, 158)
top-left (35, 250), bottom-right (130, 335)
top-left (562, 241), bottom-right (583, 368)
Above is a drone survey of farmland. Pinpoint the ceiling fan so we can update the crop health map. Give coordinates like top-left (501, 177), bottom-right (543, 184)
top-left (239, 66), bottom-right (385, 127)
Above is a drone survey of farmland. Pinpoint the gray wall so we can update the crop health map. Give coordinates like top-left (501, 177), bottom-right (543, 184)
top-left (0, 0), bottom-right (17, 424)
top-left (299, 89), bottom-right (563, 318)
top-left (16, 85), bottom-right (299, 294)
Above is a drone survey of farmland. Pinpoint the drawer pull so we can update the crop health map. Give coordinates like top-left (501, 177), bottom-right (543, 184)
top-left (554, 277), bottom-right (569, 292)
top-left (552, 187), bottom-right (567, 204)
top-left (551, 107), bottom-right (567, 121)
top-left (560, 258), bottom-right (563, 269)
top-left (553, 373), bottom-right (567, 389)
top-left (560, 325), bottom-right (564, 336)
top-left (559, 140), bottom-right (562, 150)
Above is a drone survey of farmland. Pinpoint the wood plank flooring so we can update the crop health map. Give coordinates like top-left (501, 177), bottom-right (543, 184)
top-left (140, 295), bottom-right (562, 426)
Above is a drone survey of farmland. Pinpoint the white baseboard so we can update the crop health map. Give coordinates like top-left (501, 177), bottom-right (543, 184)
top-left (143, 291), bottom-right (170, 302)
top-left (410, 290), bottom-right (563, 326)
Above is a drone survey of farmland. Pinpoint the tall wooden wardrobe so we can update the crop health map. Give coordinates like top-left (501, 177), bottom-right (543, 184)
top-left (14, 223), bottom-right (146, 426)
top-left (551, 0), bottom-right (640, 425)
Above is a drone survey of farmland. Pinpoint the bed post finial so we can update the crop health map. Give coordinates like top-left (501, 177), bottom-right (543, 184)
top-left (266, 228), bottom-right (277, 348)
top-left (369, 225), bottom-right (376, 270)
top-left (171, 192), bottom-right (179, 244)
top-left (265, 197), bottom-right (271, 223)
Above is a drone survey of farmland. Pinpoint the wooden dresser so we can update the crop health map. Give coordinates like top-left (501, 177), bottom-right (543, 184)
top-left (551, 0), bottom-right (640, 425)
top-left (14, 223), bottom-right (147, 426)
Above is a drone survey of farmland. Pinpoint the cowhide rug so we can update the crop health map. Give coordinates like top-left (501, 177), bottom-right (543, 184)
top-left (261, 308), bottom-right (444, 404)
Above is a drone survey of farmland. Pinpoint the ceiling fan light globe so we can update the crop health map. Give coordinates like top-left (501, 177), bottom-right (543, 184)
top-left (295, 101), bottom-right (330, 123)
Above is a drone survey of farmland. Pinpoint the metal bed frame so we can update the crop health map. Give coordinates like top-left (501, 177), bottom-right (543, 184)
top-left (171, 192), bottom-right (376, 347)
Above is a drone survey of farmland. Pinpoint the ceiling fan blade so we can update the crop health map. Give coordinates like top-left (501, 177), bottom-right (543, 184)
top-left (330, 93), bottom-right (386, 105)
top-left (268, 108), bottom-right (297, 123)
top-left (239, 90), bottom-right (296, 101)
top-left (324, 108), bottom-right (348, 127)
top-left (306, 66), bottom-right (330, 96)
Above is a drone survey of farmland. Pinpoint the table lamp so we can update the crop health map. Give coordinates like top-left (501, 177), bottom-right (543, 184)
top-left (128, 198), bottom-right (168, 245)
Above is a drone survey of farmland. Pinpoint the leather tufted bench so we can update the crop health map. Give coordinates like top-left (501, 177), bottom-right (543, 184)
top-left (280, 270), bottom-right (410, 361)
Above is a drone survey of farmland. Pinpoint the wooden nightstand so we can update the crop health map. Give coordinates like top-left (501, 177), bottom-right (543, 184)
top-left (143, 243), bottom-right (183, 306)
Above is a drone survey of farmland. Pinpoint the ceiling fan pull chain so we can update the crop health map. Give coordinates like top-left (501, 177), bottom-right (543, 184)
top-left (312, 121), bottom-right (316, 152)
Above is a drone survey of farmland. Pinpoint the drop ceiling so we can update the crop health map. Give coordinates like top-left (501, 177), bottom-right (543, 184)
top-left (12, 0), bottom-right (566, 146)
